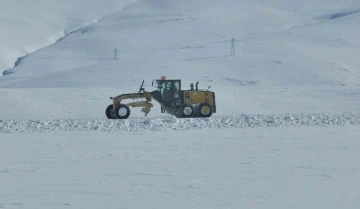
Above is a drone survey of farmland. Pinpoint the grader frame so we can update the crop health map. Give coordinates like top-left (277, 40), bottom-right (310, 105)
top-left (105, 77), bottom-right (216, 119)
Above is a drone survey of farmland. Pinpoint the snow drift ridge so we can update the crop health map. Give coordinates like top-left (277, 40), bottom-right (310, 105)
top-left (1, 112), bottom-right (359, 133)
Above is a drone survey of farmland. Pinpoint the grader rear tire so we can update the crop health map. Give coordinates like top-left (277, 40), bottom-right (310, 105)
top-left (198, 103), bottom-right (213, 117)
top-left (181, 104), bottom-right (194, 118)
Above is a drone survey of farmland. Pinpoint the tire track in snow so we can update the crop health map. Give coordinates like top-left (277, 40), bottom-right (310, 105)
top-left (1, 112), bottom-right (360, 133)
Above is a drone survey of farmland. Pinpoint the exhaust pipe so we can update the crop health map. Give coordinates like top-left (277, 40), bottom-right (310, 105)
top-left (196, 81), bottom-right (199, 91)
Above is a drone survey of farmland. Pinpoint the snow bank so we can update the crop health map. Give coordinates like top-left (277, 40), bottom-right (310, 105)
top-left (1, 112), bottom-right (359, 133)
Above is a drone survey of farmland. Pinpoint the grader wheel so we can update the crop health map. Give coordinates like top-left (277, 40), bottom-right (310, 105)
top-left (105, 105), bottom-right (117, 119)
top-left (115, 104), bottom-right (131, 119)
top-left (198, 103), bottom-right (213, 117)
top-left (181, 104), bottom-right (194, 118)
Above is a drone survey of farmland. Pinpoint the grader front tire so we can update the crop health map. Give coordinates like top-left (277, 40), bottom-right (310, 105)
top-left (115, 104), bottom-right (131, 119)
top-left (105, 104), bottom-right (117, 119)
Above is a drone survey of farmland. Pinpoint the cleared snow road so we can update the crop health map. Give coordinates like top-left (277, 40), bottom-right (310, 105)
top-left (1, 112), bottom-right (359, 133)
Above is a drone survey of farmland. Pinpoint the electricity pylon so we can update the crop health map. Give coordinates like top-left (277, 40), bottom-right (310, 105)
top-left (230, 38), bottom-right (235, 56)
top-left (114, 48), bottom-right (118, 60)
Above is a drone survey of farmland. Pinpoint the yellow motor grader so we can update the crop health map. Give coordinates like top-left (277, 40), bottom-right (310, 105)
top-left (105, 76), bottom-right (216, 119)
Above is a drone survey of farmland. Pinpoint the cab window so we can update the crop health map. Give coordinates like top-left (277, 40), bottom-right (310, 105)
top-left (174, 81), bottom-right (180, 98)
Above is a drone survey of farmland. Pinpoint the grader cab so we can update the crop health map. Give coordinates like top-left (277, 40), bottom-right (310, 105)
top-left (105, 76), bottom-right (216, 119)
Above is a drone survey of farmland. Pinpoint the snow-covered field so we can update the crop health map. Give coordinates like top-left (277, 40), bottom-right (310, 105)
top-left (1, 126), bottom-right (359, 209)
top-left (1, 0), bottom-right (360, 208)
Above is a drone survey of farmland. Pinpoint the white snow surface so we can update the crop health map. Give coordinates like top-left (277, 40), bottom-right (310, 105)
top-left (1, 126), bottom-right (360, 209)
top-left (1, 0), bottom-right (360, 208)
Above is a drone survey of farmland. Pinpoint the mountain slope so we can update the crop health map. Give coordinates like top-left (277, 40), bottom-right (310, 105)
top-left (0, 0), bottom-right (135, 75)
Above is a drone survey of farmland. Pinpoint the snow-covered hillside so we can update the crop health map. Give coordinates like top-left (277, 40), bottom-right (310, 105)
top-left (2, 0), bottom-right (360, 86)
top-left (1, 0), bottom-right (360, 208)
top-left (0, 0), bottom-right (135, 75)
